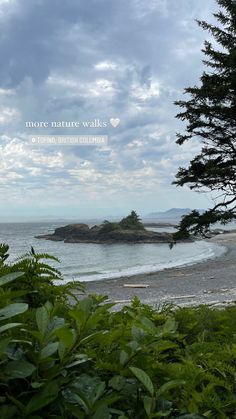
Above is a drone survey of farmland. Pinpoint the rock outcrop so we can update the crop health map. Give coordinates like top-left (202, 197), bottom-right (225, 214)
top-left (36, 223), bottom-right (175, 244)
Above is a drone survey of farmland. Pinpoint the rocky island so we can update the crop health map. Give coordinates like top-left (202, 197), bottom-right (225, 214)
top-left (36, 211), bottom-right (178, 244)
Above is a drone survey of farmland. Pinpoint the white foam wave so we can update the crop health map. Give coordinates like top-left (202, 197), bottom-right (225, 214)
top-left (58, 241), bottom-right (226, 284)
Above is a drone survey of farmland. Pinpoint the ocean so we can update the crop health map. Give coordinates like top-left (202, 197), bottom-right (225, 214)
top-left (0, 222), bottom-right (227, 283)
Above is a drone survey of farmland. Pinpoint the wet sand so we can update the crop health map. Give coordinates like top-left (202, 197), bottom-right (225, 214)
top-left (79, 233), bottom-right (236, 308)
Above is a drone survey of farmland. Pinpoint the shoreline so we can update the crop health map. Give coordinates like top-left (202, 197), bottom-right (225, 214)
top-left (79, 233), bottom-right (236, 308)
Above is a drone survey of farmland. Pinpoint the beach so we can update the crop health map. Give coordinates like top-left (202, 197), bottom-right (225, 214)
top-left (81, 233), bottom-right (236, 308)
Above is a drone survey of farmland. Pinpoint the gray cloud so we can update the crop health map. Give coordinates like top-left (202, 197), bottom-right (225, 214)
top-left (0, 0), bottom-right (218, 217)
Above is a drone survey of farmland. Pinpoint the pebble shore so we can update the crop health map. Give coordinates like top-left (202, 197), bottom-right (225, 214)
top-left (79, 233), bottom-right (236, 309)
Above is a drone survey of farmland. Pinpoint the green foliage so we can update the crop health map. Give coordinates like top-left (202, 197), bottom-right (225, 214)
top-left (1, 245), bottom-right (236, 417)
top-left (99, 211), bottom-right (145, 234)
top-left (0, 244), bottom-right (83, 308)
top-left (99, 221), bottom-right (121, 234)
top-left (174, 0), bottom-right (236, 236)
top-left (119, 211), bottom-right (145, 231)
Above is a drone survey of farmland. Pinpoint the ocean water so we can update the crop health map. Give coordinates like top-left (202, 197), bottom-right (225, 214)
top-left (0, 222), bottom-right (226, 283)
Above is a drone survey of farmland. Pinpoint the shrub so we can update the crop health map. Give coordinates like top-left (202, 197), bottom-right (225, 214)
top-left (1, 245), bottom-right (236, 418)
top-left (99, 222), bottom-right (121, 234)
top-left (0, 244), bottom-right (83, 308)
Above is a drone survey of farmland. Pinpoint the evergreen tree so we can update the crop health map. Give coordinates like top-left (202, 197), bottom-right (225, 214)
top-left (174, 0), bottom-right (236, 237)
top-left (120, 211), bottom-right (144, 230)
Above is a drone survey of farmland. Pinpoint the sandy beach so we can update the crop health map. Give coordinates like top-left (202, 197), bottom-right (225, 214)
top-left (80, 233), bottom-right (236, 308)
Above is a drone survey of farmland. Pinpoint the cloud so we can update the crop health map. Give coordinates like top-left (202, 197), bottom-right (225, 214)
top-left (94, 61), bottom-right (118, 71)
top-left (0, 0), bottom-right (217, 217)
top-left (0, 106), bottom-right (20, 124)
top-left (132, 0), bottom-right (170, 18)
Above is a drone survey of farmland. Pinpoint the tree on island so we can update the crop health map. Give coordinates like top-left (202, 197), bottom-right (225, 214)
top-left (99, 211), bottom-right (144, 234)
top-left (174, 0), bottom-right (236, 238)
top-left (120, 210), bottom-right (144, 230)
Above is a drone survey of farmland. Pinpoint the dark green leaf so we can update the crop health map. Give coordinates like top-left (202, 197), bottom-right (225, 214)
top-left (40, 342), bottom-right (59, 359)
top-left (26, 381), bottom-right (59, 414)
top-left (36, 306), bottom-right (49, 335)
top-left (54, 326), bottom-right (74, 348)
top-left (157, 380), bottom-right (186, 396)
top-left (129, 366), bottom-right (154, 396)
top-left (0, 303), bottom-right (28, 320)
top-left (143, 395), bottom-right (153, 416)
top-left (0, 323), bottom-right (22, 333)
top-left (0, 272), bottom-right (24, 287)
top-left (7, 361), bottom-right (36, 378)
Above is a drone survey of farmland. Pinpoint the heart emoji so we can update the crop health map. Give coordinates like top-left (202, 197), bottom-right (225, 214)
top-left (110, 118), bottom-right (120, 128)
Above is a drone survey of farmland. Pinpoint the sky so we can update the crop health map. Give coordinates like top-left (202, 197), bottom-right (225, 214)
top-left (0, 0), bottom-right (219, 220)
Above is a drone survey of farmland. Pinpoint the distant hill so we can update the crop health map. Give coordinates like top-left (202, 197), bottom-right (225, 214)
top-left (143, 208), bottom-right (205, 222)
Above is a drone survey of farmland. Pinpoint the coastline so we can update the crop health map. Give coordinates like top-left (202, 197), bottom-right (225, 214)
top-left (79, 233), bottom-right (236, 308)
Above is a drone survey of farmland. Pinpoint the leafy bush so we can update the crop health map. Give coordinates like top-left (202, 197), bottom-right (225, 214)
top-left (0, 244), bottom-right (83, 307)
top-left (99, 211), bottom-right (145, 234)
top-left (99, 222), bottom-right (121, 234)
top-left (1, 245), bottom-right (236, 418)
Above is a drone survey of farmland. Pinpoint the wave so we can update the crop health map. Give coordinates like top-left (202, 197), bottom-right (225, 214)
top-left (57, 241), bottom-right (226, 284)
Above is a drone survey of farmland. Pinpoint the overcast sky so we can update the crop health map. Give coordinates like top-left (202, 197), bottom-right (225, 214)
top-left (0, 0), bottom-right (218, 220)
